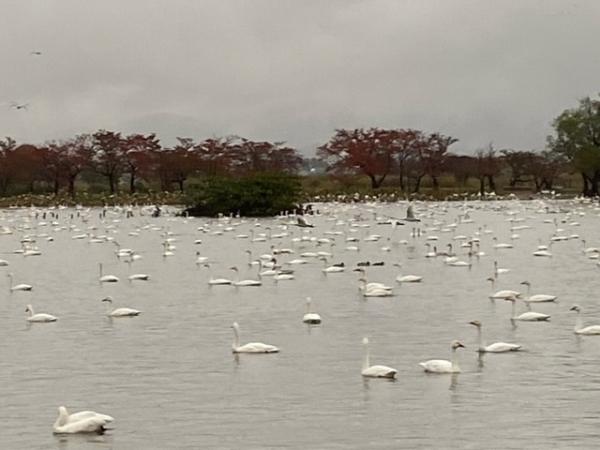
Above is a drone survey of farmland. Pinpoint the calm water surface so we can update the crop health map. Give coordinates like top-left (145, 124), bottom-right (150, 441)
top-left (1, 201), bottom-right (600, 449)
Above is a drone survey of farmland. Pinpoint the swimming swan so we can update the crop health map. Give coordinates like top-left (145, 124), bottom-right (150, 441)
top-left (419, 341), bottom-right (465, 373)
top-left (231, 322), bottom-right (279, 353)
top-left (505, 297), bottom-right (550, 322)
top-left (570, 305), bottom-right (600, 335)
top-left (469, 320), bottom-right (521, 352)
top-left (519, 281), bottom-right (557, 302)
top-left (53, 406), bottom-right (114, 434)
top-left (7, 273), bottom-right (32, 292)
top-left (361, 337), bottom-right (397, 379)
top-left (101, 297), bottom-right (141, 317)
top-left (302, 297), bottom-right (322, 324)
top-left (25, 304), bottom-right (57, 322)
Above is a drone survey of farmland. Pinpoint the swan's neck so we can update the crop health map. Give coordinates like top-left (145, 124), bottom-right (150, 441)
top-left (575, 312), bottom-right (583, 332)
top-left (526, 284), bottom-right (531, 295)
top-left (451, 347), bottom-right (459, 371)
top-left (104, 302), bottom-right (112, 314)
top-left (233, 327), bottom-right (240, 349)
top-left (54, 408), bottom-right (69, 428)
top-left (306, 301), bottom-right (311, 314)
top-left (511, 301), bottom-right (516, 319)
top-left (27, 307), bottom-right (34, 317)
top-left (99, 263), bottom-right (103, 277)
top-left (363, 345), bottom-right (370, 371)
top-left (476, 327), bottom-right (483, 350)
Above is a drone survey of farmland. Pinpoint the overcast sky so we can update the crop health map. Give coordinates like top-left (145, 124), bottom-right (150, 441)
top-left (1, 0), bottom-right (599, 155)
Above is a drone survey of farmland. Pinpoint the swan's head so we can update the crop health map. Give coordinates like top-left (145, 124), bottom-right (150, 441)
top-left (570, 305), bottom-right (581, 312)
top-left (231, 322), bottom-right (240, 330)
top-left (468, 320), bottom-right (481, 328)
top-left (520, 280), bottom-right (531, 286)
top-left (229, 266), bottom-right (239, 272)
top-left (504, 296), bottom-right (517, 303)
top-left (306, 297), bottom-right (312, 305)
top-left (362, 337), bottom-right (369, 345)
top-left (101, 296), bottom-right (113, 303)
top-left (452, 340), bottom-right (465, 350)
top-left (352, 268), bottom-right (365, 273)
top-left (244, 250), bottom-right (252, 254)
top-left (25, 304), bottom-right (33, 313)
top-left (486, 277), bottom-right (494, 282)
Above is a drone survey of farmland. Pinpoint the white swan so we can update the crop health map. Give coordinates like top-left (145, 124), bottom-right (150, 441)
top-left (25, 304), bottom-right (57, 322)
top-left (570, 305), bottom-right (600, 335)
top-left (320, 257), bottom-right (344, 273)
top-left (53, 406), bottom-right (113, 434)
top-left (302, 297), bottom-right (322, 324)
top-left (505, 297), bottom-right (550, 322)
top-left (102, 297), bottom-right (141, 317)
top-left (7, 273), bottom-right (32, 292)
top-left (231, 322), bottom-right (279, 353)
top-left (361, 337), bottom-right (397, 379)
top-left (203, 264), bottom-right (232, 285)
top-left (396, 274), bottom-right (423, 283)
top-left (230, 266), bottom-right (262, 286)
top-left (469, 320), bottom-right (521, 352)
top-left (358, 278), bottom-right (393, 297)
top-left (353, 268), bottom-right (392, 290)
top-left (487, 277), bottom-right (520, 300)
top-left (519, 281), bottom-right (557, 302)
top-left (128, 273), bottom-right (149, 281)
top-left (98, 263), bottom-right (119, 283)
top-left (419, 341), bottom-right (465, 373)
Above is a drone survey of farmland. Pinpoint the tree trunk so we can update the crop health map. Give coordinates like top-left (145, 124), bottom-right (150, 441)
top-left (129, 170), bottom-right (136, 194)
top-left (108, 174), bottom-right (116, 194)
top-left (53, 179), bottom-right (59, 195)
top-left (398, 162), bottom-right (405, 191)
top-left (479, 177), bottom-right (485, 195)
top-left (412, 175), bottom-right (424, 193)
top-left (582, 172), bottom-right (591, 196)
top-left (68, 176), bottom-right (76, 198)
top-left (431, 175), bottom-right (439, 191)
top-left (177, 179), bottom-right (185, 192)
top-left (487, 175), bottom-right (496, 192)
top-left (591, 171), bottom-right (600, 196)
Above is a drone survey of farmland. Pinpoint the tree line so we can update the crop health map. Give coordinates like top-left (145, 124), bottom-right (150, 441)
top-left (0, 132), bottom-right (302, 196)
top-left (1, 94), bottom-right (599, 197)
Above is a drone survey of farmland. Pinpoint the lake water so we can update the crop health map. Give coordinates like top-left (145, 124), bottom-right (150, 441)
top-left (1, 200), bottom-right (600, 449)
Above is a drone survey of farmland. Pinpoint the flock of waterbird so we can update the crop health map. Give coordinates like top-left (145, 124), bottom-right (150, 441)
top-left (2, 197), bottom-right (600, 435)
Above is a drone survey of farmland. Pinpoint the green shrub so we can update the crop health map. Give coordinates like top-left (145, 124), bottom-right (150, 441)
top-left (184, 173), bottom-right (302, 217)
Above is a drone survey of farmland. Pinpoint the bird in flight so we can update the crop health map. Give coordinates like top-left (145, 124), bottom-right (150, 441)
top-left (9, 102), bottom-right (28, 110)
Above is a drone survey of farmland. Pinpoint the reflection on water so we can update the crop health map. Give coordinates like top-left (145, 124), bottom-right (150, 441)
top-left (1, 201), bottom-right (600, 449)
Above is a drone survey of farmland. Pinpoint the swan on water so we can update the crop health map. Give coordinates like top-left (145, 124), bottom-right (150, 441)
top-left (361, 337), bottom-right (397, 379)
top-left (231, 322), bottom-right (279, 353)
top-left (98, 263), bottom-right (119, 283)
top-left (487, 277), bottom-right (520, 300)
top-left (353, 268), bottom-right (392, 290)
top-left (419, 341), bottom-right (465, 373)
top-left (128, 273), bottom-right (149, 281)
top-left (519, 281), bottom-right (557, 302)
top-left (302, 297), bottom-right (322, 324)
top-left (53, 406), bottom-right (114, 434)
top-left (25, 304), bottom-right (57, 322)
top-left (7, 273), bottom-right (32, 292)
top-left (102, 296), bottom-right (141, 317)
top-left (358, 278), bottom-right (393, 297)
top-left (203, 264), bottom-right (232, 285)
top-left (468, 320), bottom-right (521, 352)
top-left (505, 296), bottom-right (550, 322)
top-left (570, 305), bottom-right (600, 335)
top-left (230, 266), bottom-right (262, 286)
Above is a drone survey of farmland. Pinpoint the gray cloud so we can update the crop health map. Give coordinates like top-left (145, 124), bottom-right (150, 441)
top-left (1, 0), bottom-right (599, 154)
